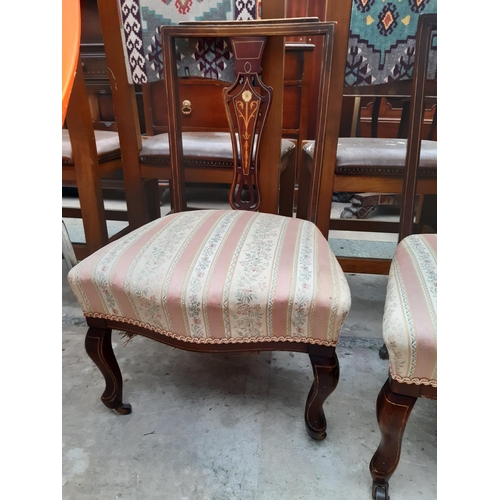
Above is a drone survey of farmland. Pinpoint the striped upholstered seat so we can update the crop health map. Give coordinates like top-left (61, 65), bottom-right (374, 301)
top-left (68, 210), bottom-right (351, 347)
top-left (382, 234), bottom-right (437, 387)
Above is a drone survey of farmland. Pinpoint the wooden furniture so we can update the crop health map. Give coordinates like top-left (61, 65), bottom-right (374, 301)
top-left (63, 2), bottom-right (160, 260)
top-left (297, 13), bottom-right (437, 274)
top-left (67, 16), bottom-right (353, 442)
top-left (140, 42), bottom-right (314, 212)
top-left (369, 234), bottom-right (437, 500)
top-left (62, 60), bottom-right (159, 259)
top-left (77, 0), bottom-right (314, 218)
top-left (63, 60), bottom-right (118, 258)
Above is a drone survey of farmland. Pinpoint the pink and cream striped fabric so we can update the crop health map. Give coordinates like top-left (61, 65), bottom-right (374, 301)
top-left (68, 210), bottom-right (351, 346)
top-left (383, 234), bottom-right (437, 387)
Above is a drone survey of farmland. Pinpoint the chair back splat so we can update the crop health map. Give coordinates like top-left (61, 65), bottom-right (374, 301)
top-left (223, 36), bottom-right (272, 211)
top-left (68, 18), bottom-right (353, 445)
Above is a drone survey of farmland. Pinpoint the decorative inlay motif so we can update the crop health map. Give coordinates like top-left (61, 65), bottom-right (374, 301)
top-left (224, 37), bottom-right (271, 211)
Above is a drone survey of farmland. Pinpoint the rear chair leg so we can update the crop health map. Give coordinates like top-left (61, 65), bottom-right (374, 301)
top-left (370, 378), bottom-right (417, 500)
top-left (85, 326), bottom-right (132, 415)
top-left (305, 350), bottom-right (340, 440)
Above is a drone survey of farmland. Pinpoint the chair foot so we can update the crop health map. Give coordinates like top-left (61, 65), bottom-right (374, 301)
top-left (115, 403), bottom-right (132, 415)
top-left (85, 326), bottom-right (132, 414)
top-left (369, 379), bottom-right (417, 495)
top-left (304, 351), bottom-right (340, 440)
top-left (379, 344), bottom-right (389, 359)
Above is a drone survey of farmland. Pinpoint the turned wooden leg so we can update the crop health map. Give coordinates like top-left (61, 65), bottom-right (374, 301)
top-left (304, 351), bottom-right (340, 440)
top-left (85, 326), bottom-right (132, 415)
top-left (370, 378), bottom-right (417, 500)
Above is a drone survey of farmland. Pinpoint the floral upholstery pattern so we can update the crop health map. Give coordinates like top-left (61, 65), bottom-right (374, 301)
top-left (68, 210), bottom-right (351, 346)
top-left (383, 234), bottom-right (437, 387)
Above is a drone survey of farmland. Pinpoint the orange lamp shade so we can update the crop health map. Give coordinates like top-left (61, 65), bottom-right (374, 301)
top-left (62, 0), bottom-right (81, 125)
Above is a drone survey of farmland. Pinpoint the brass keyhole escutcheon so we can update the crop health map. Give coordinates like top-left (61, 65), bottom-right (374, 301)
top-left (181, 100), bottom-right (192, 115)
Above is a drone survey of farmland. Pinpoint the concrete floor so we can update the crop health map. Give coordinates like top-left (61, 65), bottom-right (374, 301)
top-left (62, 249), bottom-right (436, 499)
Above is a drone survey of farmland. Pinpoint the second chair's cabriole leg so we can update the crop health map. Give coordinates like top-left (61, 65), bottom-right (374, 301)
top-left (84, 324), bottom-right (132, 415)
top-left (304, 350), bottom-right (340, 440)
top-left (370, 378), bottom-right (417, 500)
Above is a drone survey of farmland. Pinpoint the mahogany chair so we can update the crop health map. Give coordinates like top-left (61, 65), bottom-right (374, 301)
top-left (62, 52), bottom-right (159, 260)
top-left (297, 11), bottom-right (437, 275)
top-left (369, 233), bottom-right (437, 500)
top-left (62, 58), bottom-right (126, 259)
top-left (67, 18), bottom-right (353, 441)
top-left (95, 0), bottom-right (301, 218)
top-left (139, 41), bottom-right (314, 215)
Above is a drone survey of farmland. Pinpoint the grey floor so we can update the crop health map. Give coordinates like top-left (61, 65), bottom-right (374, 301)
top-left (62, 190), bottom-right (437, 500)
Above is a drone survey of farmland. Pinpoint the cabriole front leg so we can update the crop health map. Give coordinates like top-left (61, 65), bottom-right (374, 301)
top-left (84, 323), bottom-right (132, 415)
top-left (304, 350), bottom-right (340, 440)
top-left (370, 378), bottom-right (417, 499)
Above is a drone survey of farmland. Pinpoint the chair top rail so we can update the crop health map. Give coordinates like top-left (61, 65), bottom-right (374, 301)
top-left (161, 19), bottom-right (334, 39)
top-left (181, 17), bottom-right (320, 26)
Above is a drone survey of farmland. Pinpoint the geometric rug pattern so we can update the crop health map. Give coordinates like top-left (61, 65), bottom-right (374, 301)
top-left (346, 0), bottom-right (437, 86)
top-left (119, 0), bottom-right (436, 86)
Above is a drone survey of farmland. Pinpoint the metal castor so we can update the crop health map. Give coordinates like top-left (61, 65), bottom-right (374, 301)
top-left (115, 403), bottom-right (132, 415)
top-left (372, 482), bottom-right (389, 500)
top-left (379, 344), bottom-right (389, 360)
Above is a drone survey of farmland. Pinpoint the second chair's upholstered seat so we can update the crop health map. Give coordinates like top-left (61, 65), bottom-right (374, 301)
top-left (140, 132), bottom-right (295, 173)
top-left (62, 129), bottom-right (122, 166)
top-left (383, 233), bottom-right (437, 387)
top-left (303, 138), bottom-right (437, 177)
top-left (68, 210), bottom-right (351, 346)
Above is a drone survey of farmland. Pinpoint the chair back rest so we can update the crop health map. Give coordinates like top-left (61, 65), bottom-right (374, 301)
top-left (161, 19), bottom-right (337, 218)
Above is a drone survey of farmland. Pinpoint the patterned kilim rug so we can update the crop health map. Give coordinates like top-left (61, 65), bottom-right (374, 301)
top-left (118, 0), bottom-right (260, 83)
top-left (118, 0), bottom-right (436, 85)
top-left (346, 0), bottom-right (437, 86)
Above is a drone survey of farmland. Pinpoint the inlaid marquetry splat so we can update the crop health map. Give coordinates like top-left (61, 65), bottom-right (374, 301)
top-left (223, 37), bottom-right (272, 211)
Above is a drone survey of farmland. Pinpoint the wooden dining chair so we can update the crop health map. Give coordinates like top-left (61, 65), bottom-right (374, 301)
top-left (93, 0), bottom-right (301, 219)
top-left (369, 233), bottom-right (437, 500)
top-left (297, 8), bottom-right (437, 275)
top-left (139, 41), bottom-right (313, 215)
top-left (62, 59), bottom-right (125, 259)
top-left (67, 17), bottom-right (353, 441)
top-left (62, 42), bottom-right (160, 261)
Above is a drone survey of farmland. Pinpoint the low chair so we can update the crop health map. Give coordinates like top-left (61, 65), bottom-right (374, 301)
top-left (67, 18), bottom-right (352, 440)
top-left (369, 233), bottom-right (437, 500)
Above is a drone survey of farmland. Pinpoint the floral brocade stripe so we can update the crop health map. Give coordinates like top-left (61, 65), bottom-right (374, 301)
top-left (68, 211), bottom-right (352, 347)
top-left (181, 211), bottom-right (243, 339)
top-left (383, 234), bottom-right (437, 386)
top-left (229, 213), bottom-right (284, 339)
